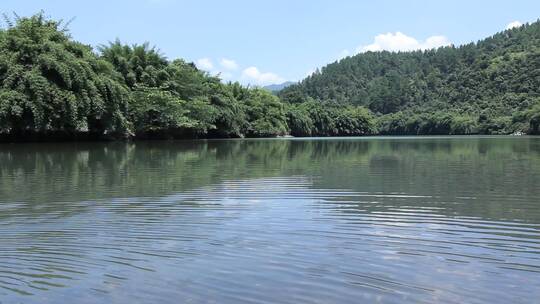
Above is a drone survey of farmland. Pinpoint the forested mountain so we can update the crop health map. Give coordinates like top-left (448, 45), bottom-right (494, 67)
top-left (0, 13), bottom-right (539, 141)
top-left (280, 21), bottom-right (540, 135)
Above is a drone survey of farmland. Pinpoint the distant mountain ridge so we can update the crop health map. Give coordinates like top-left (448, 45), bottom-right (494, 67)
top-left (263, 81), bottom-right (295, 92)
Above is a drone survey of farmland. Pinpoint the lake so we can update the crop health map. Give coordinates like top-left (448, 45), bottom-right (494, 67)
top-left (0, 136), bottom-right (539, 303)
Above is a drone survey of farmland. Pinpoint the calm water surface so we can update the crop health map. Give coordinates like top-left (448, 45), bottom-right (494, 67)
top-left (0, 137), bottom-right (539, 303)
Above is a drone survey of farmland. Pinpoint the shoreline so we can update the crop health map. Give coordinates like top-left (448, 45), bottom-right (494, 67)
top-left (0, 133), bottom-right (536, 144)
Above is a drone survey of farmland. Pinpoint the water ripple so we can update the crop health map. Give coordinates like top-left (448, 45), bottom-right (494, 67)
top-left (1, 138), bottom-right (539, 303)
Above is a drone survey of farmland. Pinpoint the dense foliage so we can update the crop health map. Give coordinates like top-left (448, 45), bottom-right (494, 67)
top-left (0, 13), bottom-right (375, 140)
top-left (1, 13), bottom-right (538, 141)
top-left (286, 100), bottom-right (375, 136)
top-left (281, 20), bottom-right (540, 135)
top-left (0, 13), bottom-right (130, 137)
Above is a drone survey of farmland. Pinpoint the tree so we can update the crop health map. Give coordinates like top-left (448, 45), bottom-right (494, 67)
top-left (99, 40), bottom-right (169, 88)
top-left (243, 89), bottom-right (288, 137)
top-left (0, 13), bottom-right (130, 137)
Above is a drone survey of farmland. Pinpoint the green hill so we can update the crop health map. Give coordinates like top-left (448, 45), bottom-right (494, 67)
top-left (280, 21), bottom-right (540, 135)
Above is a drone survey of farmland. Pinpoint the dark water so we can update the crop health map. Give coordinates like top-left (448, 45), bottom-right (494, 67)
top-left (1, 137), bottom-right (539, 304)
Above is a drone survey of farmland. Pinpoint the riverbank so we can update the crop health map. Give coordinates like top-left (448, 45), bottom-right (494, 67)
top-left (0, 131), bottom-right (536, 143)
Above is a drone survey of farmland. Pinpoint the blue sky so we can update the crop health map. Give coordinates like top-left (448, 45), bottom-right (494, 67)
top-left (2, 0), bottom-right (539, 85)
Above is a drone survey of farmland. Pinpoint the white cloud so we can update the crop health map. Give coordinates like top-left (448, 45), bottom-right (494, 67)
top-left (358, 32), bottom-right (451, 53)
top-left (241, 66), bottom-right (284, 86)
top-left (217, 71), bottom-right (233, 80)
top-left (422, 35), bottom-right (452, 49)
top-left (506, 21), bottom-right (523, 30)
top-left (196, 58), bottom-right (213, 71)
top-left (338, 49), bottom-right (351, 60)
top-left (194, 58), bottom-right (286, 85)
top-left (220, 58), bottom-right (239, 70)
